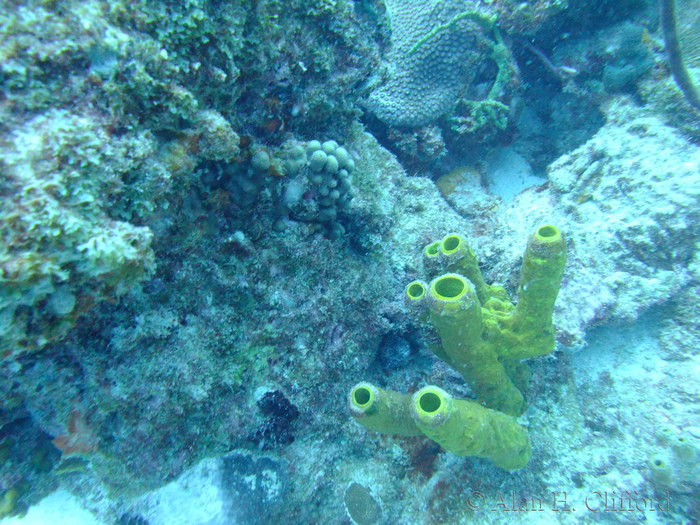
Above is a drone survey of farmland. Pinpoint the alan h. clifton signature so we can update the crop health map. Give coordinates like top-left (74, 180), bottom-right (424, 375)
top-left (466, 490), bottom-right (671, 513)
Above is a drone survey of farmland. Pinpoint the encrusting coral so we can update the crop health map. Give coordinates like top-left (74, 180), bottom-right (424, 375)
top-left (349, 225), bottom-right (566, 470)
top-left (365, 0), bottom-right (487, 127)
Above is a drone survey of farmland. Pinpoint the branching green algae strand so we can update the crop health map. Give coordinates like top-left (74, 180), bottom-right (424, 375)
top-left (408, 11), bottom-right (498, 56)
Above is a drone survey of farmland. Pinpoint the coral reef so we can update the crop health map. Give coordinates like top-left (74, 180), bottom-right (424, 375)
top-left (278, 139), bottom-right (356, 239)
top-left (464, 99), bottom-right (700, 345)
top-left (364, 0), bottom-right (578, 131)
top-left (0, 0), bottom-right (385, 356)
top-left (365, 1), bottom-right (490, 127)
top-left (0, 110), bottom-right (156, 356)
top-left (0, 0), bottom-right (699, 523)
top-left (648, 424), bottom-right (699, 494)
top-left (2, 102), bottom-right (697, 522)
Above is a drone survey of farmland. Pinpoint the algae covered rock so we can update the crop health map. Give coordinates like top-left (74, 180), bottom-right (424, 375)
top-left (1, 110), bottom-right (156, 356)
top-left (648, 425), bottom-right (700, 494)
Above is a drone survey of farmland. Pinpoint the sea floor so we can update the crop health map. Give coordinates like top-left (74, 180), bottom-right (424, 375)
top-left (4, 305), bottom-right (697, 525)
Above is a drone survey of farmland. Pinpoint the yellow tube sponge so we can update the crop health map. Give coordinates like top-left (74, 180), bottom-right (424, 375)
top-left (410, 385), bottom-right (532, 470)
top-left (349, 225), bottom-right (566, 469)
top-left (497, 225), bottom-right (567, 360)
top-left (348, 382), bottom-right (422, 437)
top-left (439, 234), bottom-right (508, 304)
top-left (404, 280), bottom-right (428, 303)
top-left (428, 274), bottom-right (524, 415)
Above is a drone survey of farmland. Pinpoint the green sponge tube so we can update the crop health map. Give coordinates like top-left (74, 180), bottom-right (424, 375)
top-left (410, 386), bottom-right (532, 470)
top-left (423, 240), bottom-right (442, 272)
top-left (348, 382), bottom-right (422, 437)
top-left (405, 280), bottom-right (453, 364)
top-left (428, 274), bottom-right (524, 415)
top-left (405, 280), bottom-right (427, 303)
top-left (502, 225), bottom-right (567, 359)
top-left (439, 234), bottom-right (507, 304)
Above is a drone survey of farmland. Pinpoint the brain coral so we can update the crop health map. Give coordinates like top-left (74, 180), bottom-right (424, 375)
top-left (365, 0), bottom-right (487, 127)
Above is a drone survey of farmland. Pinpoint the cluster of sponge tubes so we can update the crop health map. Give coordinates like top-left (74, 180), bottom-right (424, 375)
top-left (349, 225), bottom-right (567, 470)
